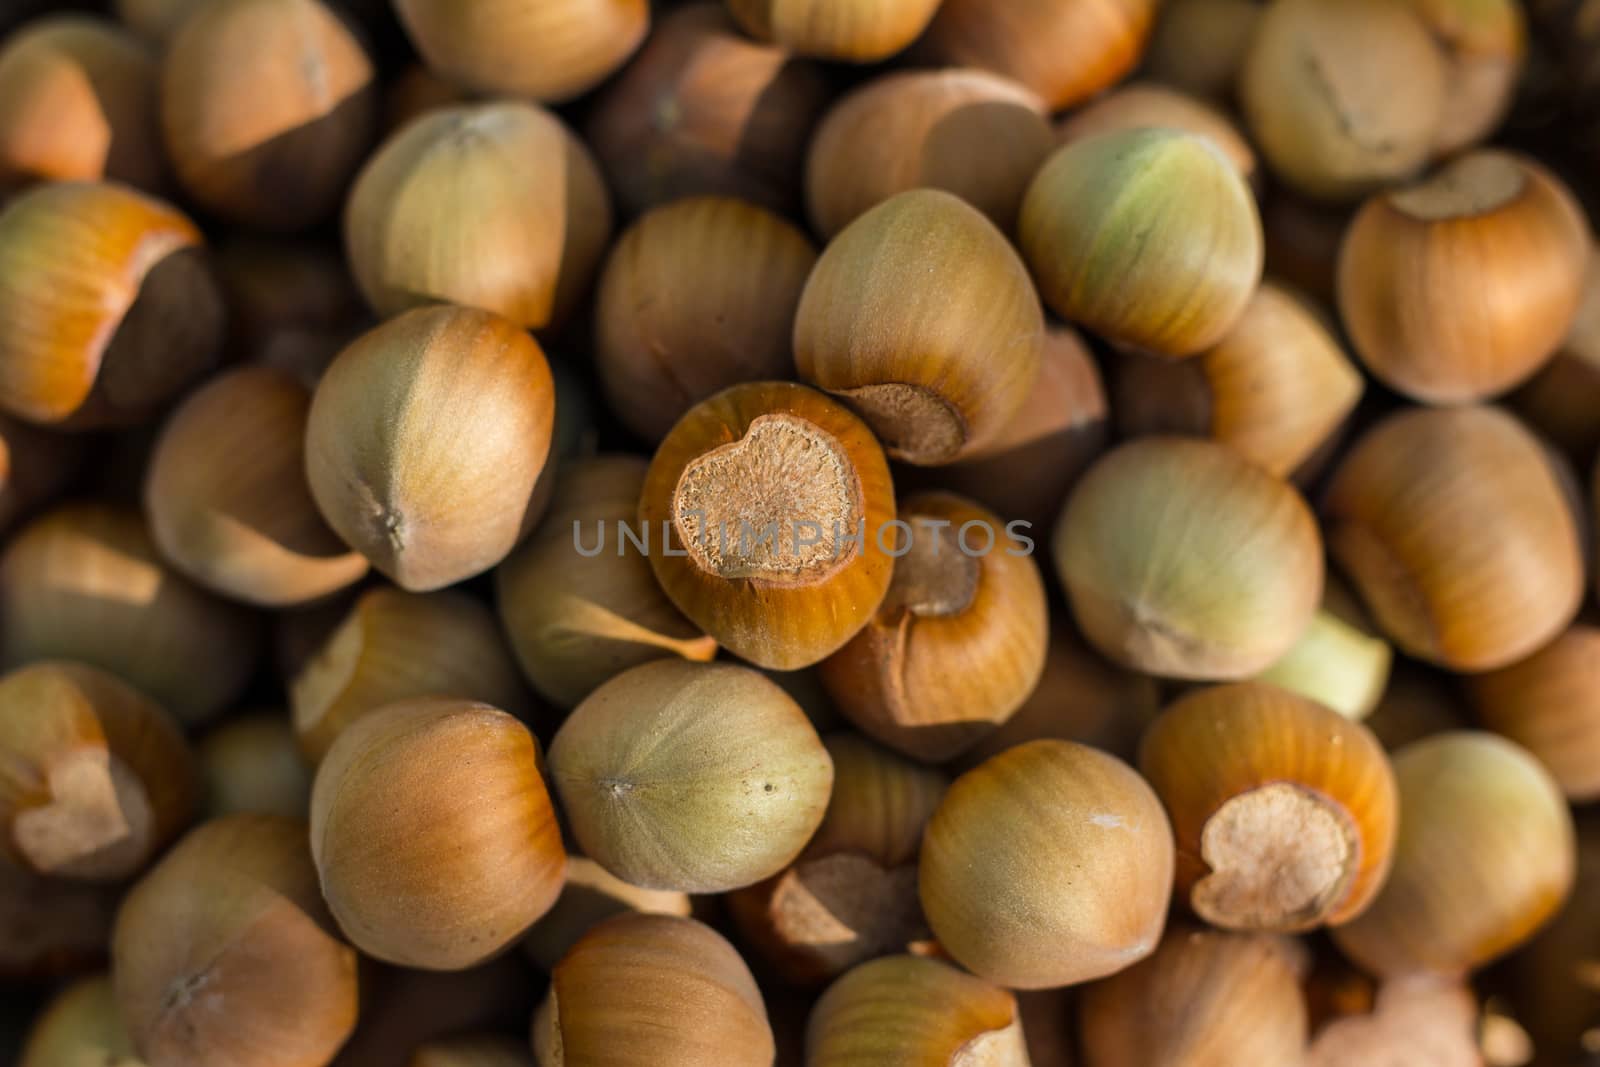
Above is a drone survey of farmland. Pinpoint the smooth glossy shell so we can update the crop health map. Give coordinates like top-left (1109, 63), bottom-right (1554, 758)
top-left (1054, 437), bottom-right (1324, 680)
top-left (145, 366), bottom-right (368, 607)
top-left (310, 699), bottom-right (567, 970)
top-left (726, 0), bottom-right (942, 62)
top-left (805, 68), bottom-right (1051, 238)
top-left (345, 101), bottom-right (612, 329)
top-left (1020, 128), bottom-right (1263, 358)
top-left (1056, 82), bottom-right (1256, 182)
top-left (795, 189), bottom-right (1043, 465)
top-left (1332, 732), bottom-right (1575, 978)
top-left (1322, 405), bottom-right (1584, 671)
top-left (161, 0), bottom-right (377, 230)
top-left (393, 0), bottom-right (648, 102)
top-left (305, 306), bottom-right (556, 591)
top-left (548, 660), bottom-right (834, 892)
top-left (535, 914), bottom-right (774, 1067)
top-left (1337, 152), bottom-right (1590, 403)
top-left (919, 739), bottom-right (1175, 989)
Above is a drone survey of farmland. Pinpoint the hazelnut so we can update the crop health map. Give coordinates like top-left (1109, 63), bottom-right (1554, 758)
top-left (1139, 682), bottom-right (1399, 933)
top-left (1332, 732), bottom-right (1576, 978)
top-left (805, 68), bottom-right (1052, 238)
top-left (1323, 406), bottom-right (1584, 672)
top-left (0, 660), bottom-right (197, 882)
top-left (305, 306), bottom-right (556, 591)
top-left (1020, 129), bottom-right (1263, 358)
top-left (290, 585), bottom-right (530, 763)
top-left (533, 914), bottom-right (774, 1066)
top-left (1054, 437), bottom-right (1324, 680)
top-left (0, 181), bottom-right (223, 427)
top-left (392, 0), bottom-right (648, 103)
top-left (639, 381), bottom-right (896, 670)
top-left (160, 0), bottom-right (377, 230)
top-left (145, 366), bottom-right (369, 607)
top-left (818, 492), bottom-right (1049, 763)
top-left (0, 504), bottom-right (261, 727)
top-left (795, 189), bottom-right (1043, 465)
top-left (112, 814), bottom-right (360, 1067)
top-left (919, 739), bottom-right (1174, 989)
top-left (594, 197), bottom-right (817, 443)
top-left (547, 660), bottom-right (833, 893)
top-left (344, 101), bottom-right (611, 330)
top-left (310, 698), bottom-right (567, 970)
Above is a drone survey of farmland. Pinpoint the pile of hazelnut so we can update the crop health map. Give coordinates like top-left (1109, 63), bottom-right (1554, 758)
top-left (2, 0), bottom-right (1599, 1065)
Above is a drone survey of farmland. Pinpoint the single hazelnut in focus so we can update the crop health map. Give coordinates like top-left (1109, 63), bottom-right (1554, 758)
top-left (804, 68), bottom-right (1052, 238)
top-left (548, 660), bottom-right (834, 893)
top-left (1332, 732), bottom-right (1576, 979)
top-left (917, 0), bottom-right (1159, 111)
top-left (1054, 437), bottom-right (1324, 680)
top-left (0, 181), bottom-right (223, 427)
top-left (393, 0), bottom-right (648, 103)
top-left (1020, 129), bottom-right (1263, 358)
top-left (344, 101), bottom-right (612, 330)
top-left (533, 914), bottom-right (774, 1067)
top-left (584, 4), bottom-right (830, 216)
top-left (1139, 682), bottom-right (1399, 933)
top-left (725, 0), bottom-right (941, 62)
top-left (305, 306), bottom-right (556, 592)
top-left (496, 456), bottom-right (716, 710)
top-left (919, 739), bottom-right (1175, 989)
top-left (160, 0), bottom-right (377, 230)
top-left (0, 661), bottom-right (197, 883)
top-left (639, 381), bottom-right (896, 670)
top-left (112, 814), bottom-right (360, 1067)
top-left (818, 492), bottom-right (1049, 763)
top-left (311, 698), bottom-right (567, 970)
top-left (0, 16), bottom-right (162, 193)
top-left (805, 955), bottom-right (1030, 1065)
top-left (594, 197), bottom-right (817, 443)
top-left (1240, 0), bottom-right (1447, 201)
top-left (0, 504), bottom-right (261, 727)
top-left (1323, 406), bottom-right (1584, 672)
top-left (1114, 281), bottom-right (1363, 477)
top-left (291, 585), bottom-right (530, 763)
top-left (795, 189), bottom-right (1043, 465)
top-left (145, 366), bottom-right (369, 607)
top-left (1079, 926), bottom-right (1310, 1067)
top-left (1337, 151), bottom-right (1590, 404)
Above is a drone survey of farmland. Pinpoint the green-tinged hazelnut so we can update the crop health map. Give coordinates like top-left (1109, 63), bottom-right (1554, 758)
top-left (548, 659), bottom-right (834, 893)
top-left (1332, 732), bottom-right (1576, 978)
top-left (1020, 128), bottom-right (1263, 358)
top-left (1255, 577), bottom-right (1392, 720)
top-left (19, 974), bottom-right (144, 1067)
top-left (1055, 437), bottom-right (1324, 680)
